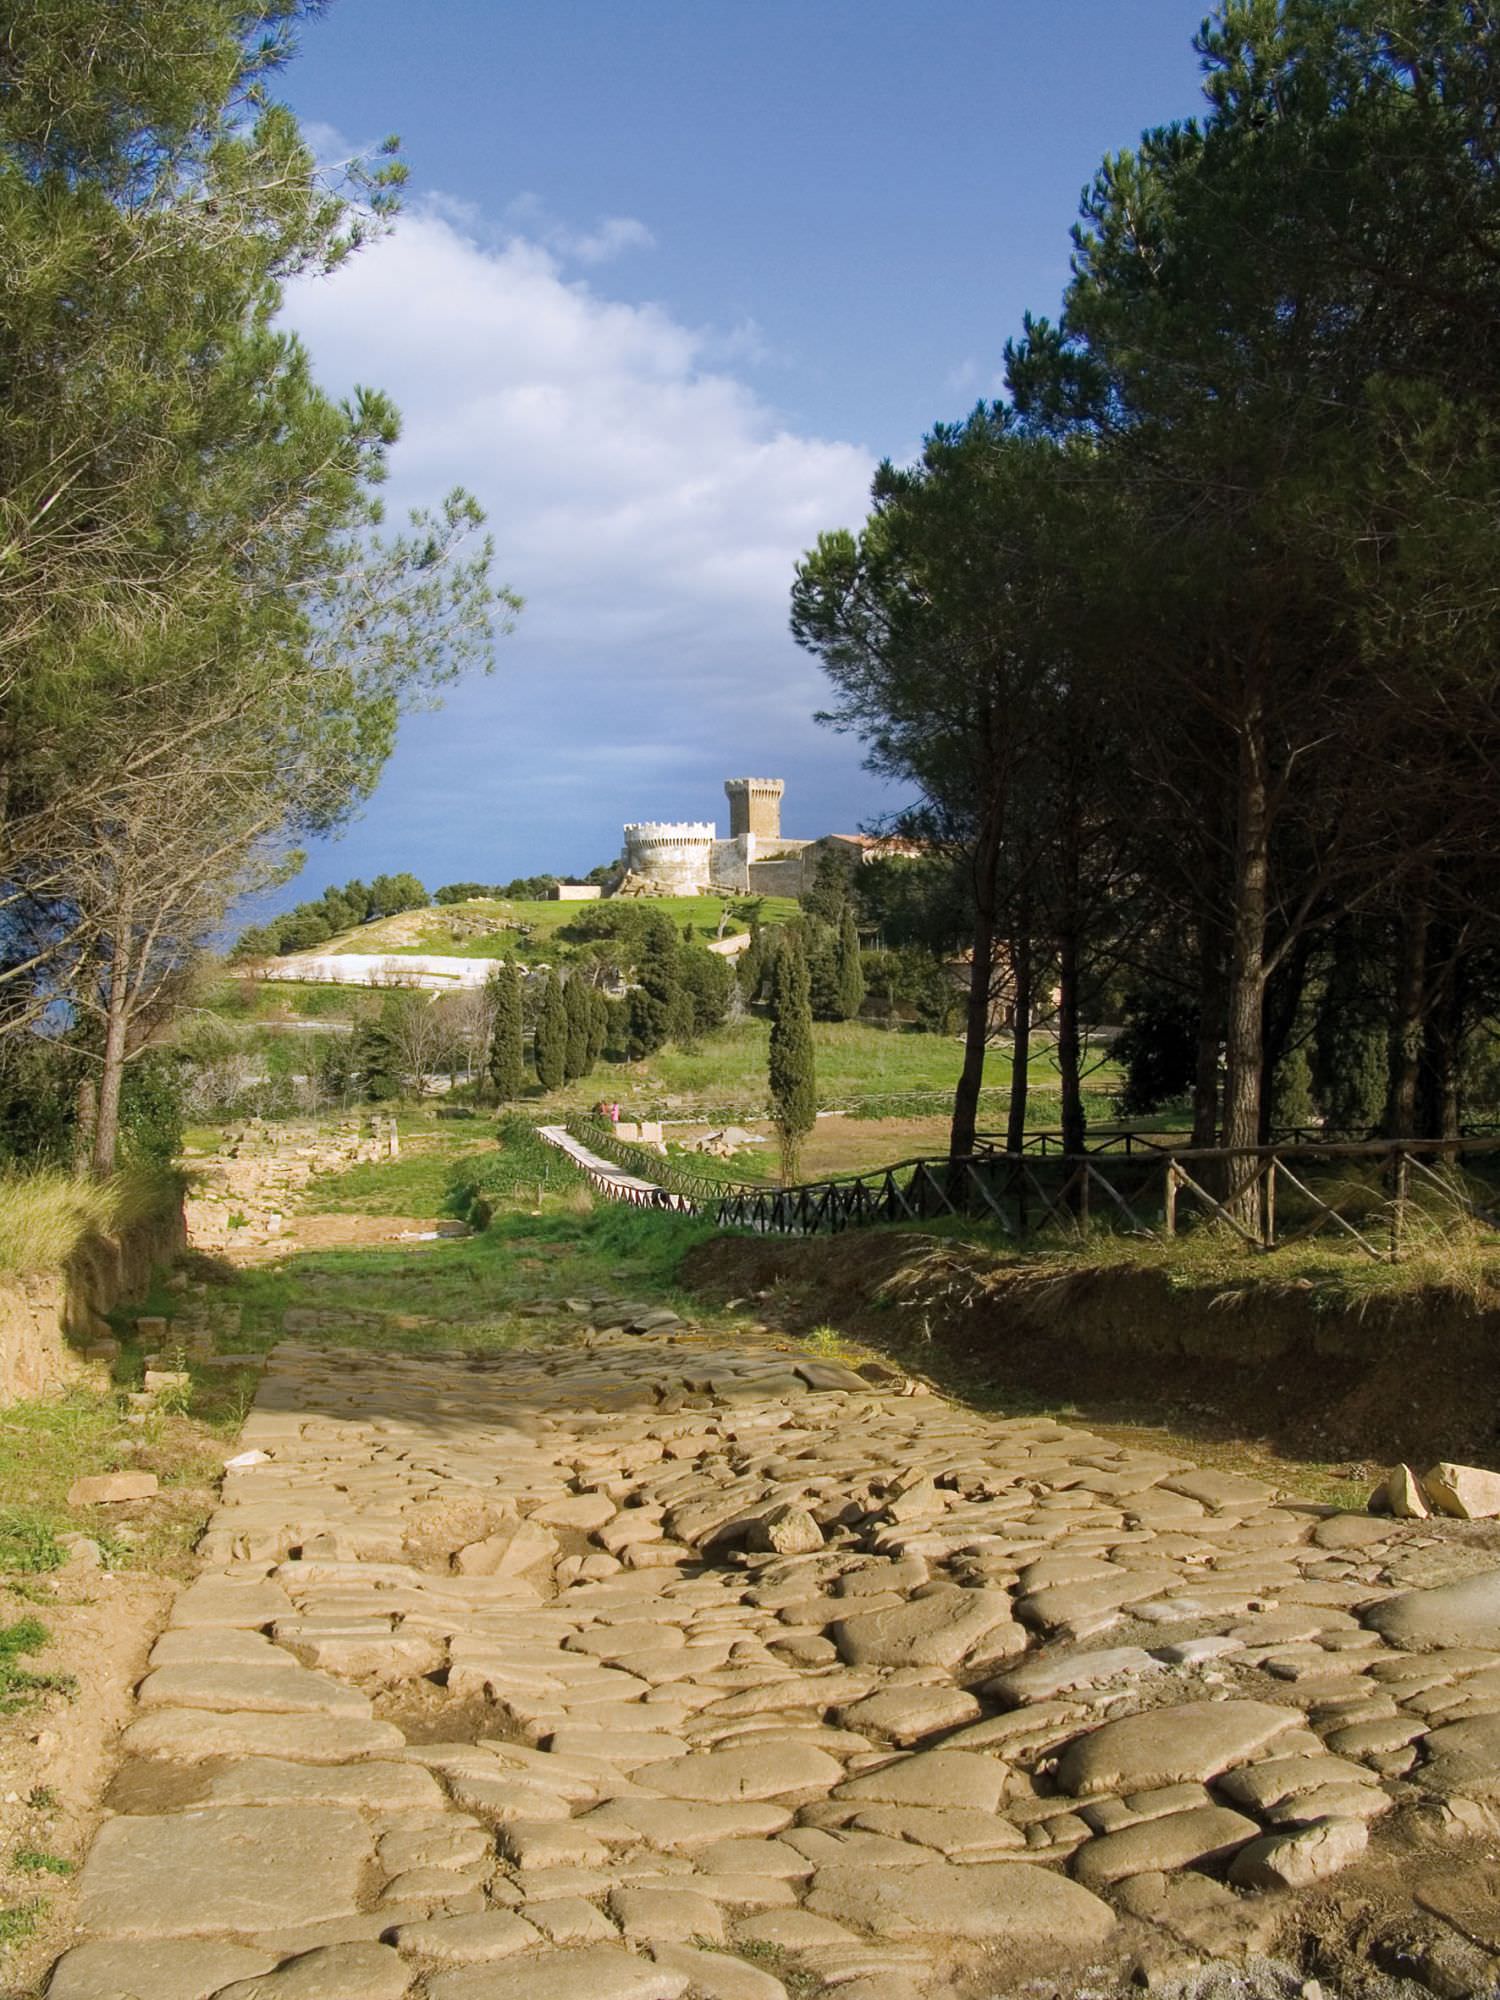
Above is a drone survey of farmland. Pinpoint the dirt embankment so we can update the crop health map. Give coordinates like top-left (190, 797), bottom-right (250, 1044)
top-left (0, 1205), bottom-right (184, 1404)
top-left (682, 1230), bottom-right (1500, 1470)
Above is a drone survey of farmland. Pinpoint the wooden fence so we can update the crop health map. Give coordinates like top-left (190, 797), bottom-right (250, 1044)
top-left (562, 1117), bottom-right (1500, 1261)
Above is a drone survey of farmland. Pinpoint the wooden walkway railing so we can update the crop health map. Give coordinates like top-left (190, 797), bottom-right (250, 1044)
top-left (558, 1118), bottom-right (1500, 1261)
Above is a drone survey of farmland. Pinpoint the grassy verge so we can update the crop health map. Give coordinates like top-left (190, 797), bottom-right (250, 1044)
top-left (0, 1374), bottom-right (250, 1588)
top-left (0, 1168), bottom-right (179, 1278)
top-left (207, 1194), bottom-right (716, 1359)
top-left (301, 1147), bottom-right (474, 1217)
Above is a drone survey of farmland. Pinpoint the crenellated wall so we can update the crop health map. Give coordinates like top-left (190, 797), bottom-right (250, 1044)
top-left (618, 780), bottom-right (819, 897)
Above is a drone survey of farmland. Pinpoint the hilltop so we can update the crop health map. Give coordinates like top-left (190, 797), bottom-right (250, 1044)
top-left (288, 891), bottom-right (801, 967)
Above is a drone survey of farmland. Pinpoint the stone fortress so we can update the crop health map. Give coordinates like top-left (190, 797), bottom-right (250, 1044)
top-left (619, 778), bottom-right (859, 899)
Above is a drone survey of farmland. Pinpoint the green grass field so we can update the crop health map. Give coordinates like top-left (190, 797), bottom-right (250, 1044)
top-left (541, 1018), bottom-right (1121, 1126)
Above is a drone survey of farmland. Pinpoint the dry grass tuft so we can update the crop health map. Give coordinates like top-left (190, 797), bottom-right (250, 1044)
top-left (0, 1169), bottom-right (178, 1277)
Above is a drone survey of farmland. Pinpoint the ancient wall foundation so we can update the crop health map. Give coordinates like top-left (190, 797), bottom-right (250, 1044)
top-left (0, 1203), bottom-right (185, 1405)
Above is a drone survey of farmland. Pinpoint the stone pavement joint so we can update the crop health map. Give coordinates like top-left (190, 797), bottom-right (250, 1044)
top-left (51, 1323), bottom-right (1500, 1998)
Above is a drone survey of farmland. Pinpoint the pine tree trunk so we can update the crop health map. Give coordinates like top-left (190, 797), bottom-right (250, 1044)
top-left (1005, 931), bottom-right (1034, 1156)
top-left (1420, 923), bottom-right (1462, 1146)
top-left (948, 817), bottom-right (1002, 1163)
top-left (92, 942), bottom-right (132, 1178)
top-left (1385, 891), bottom-right (1429, 1141)
top-left (72, 1078), bottom-right (97, 1177)
top-left (1057, 925), bottom-right (1085, 1159)
top-left (1221, 717), bottom-right (1270, 1233)
top-left (1259, 933), bottom-right (1314, 1142)
top-left (1191, 922), bottom-right (1225, 1148)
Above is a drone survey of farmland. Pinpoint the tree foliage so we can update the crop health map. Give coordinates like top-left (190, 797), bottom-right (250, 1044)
top-left (794, 0), bottom-right (1500, 1191)
top-left (487, 962), bottom-right (525, 1104)
top-left (564, 973), bottom-right (593, 1082)
top-left (624, 915), bottom-right (679, 1062)
top-left (768, 930), bottom-right (817, 1184)
top-left (533, 973), bottom-right (567, 1093)
top-left (0, 0), bottom-right (517, 1168)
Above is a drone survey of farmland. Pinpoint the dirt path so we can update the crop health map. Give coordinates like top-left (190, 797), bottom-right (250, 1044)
top-left (46, 1287), bottom-right (1500, 2000)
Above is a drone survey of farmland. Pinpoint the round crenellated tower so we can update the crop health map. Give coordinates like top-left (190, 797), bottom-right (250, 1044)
top-left (621, 821), bottom-right (716, 894)
top-left (724, 777), bottom-right (784, 842)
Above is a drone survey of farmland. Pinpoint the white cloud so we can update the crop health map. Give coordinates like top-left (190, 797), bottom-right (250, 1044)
top-left (566, 215), bottom-right (657, 265)
top-left (501, 193), bottom-right (656, 266)
top-left (945, 356), bottom-right (1007, 400)
top-left (278, 201), bottom-right (883, 881)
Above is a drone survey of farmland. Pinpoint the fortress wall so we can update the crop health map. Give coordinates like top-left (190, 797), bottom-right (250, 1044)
top-left (746, 853), bottom-right (811, 898)
top-left (709, 836), bottom-right (750, 891)
top-left (621, 822), bottom-right (716, 894)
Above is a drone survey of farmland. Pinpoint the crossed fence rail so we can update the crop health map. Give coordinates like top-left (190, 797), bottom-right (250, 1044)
top-left (558, 1117), bottom-right (1500, 1261)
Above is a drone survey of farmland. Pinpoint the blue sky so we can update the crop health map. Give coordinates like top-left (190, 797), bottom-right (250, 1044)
top-left (274, 1), bottom-right (1210, 901)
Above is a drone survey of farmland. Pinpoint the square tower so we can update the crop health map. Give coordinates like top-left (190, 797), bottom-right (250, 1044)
top-left (724, 777), bottom-right (784, 841)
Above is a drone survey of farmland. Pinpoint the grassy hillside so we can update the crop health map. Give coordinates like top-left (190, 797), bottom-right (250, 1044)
top-left (290, 893), bottom-right (802, 965)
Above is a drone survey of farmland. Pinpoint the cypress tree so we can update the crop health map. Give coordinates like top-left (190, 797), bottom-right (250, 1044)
top-left (564, 973), bottom-right (592, 1081)
top-left (835, 908), bottom-right (866, 1022)
top-left (805, 918), bottom-right (840, 1020)
top-left (804, 848), bottom-right (852, 924)
top-left (352, 1012), bottom-right (400, 1102)
top-left (626, 913), bottom-right (678, 1059)
top-left (768, 930), bottom-right (816, 1183)
top-left (736, 922), bottom-right (765, 1003)
top-left (487, 962), bottom-right (525, 1103)
top-left (587, 986), bottom-right (609, 1065)
top-left (534, 972), bottom-right (567, 1092)
top-left (836, 916), bottom-right (868, 1024)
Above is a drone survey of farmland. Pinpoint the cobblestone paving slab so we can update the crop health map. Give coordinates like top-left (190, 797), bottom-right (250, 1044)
top-left (52, 1321), bottom-right (1500, 1998)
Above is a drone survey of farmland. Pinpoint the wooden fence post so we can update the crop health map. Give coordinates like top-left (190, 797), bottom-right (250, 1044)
top-left (1164, 1159), bottom-right (1178, 1238)
top-left (1263, 1159), bottom-right (1277, 1250)
top-left (1390, 1147), bottom-right (1408, 1263)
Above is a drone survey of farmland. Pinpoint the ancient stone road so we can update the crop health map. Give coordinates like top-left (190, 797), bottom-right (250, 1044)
top-left (52, 1307), bottom-right (1500, 2000)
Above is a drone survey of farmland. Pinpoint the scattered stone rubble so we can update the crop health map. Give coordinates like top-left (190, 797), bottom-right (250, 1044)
top-left (51, 1310), bottom-right (1500, 2000)
top-left (1373, 1460), bottom-right (1500, 1521)
top-left (185, 1119), bottom-right (401, 1250)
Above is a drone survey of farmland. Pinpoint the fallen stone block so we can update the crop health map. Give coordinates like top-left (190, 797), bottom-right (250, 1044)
top-left (1423, 1462), bottom-right (1500, 1521)
top-left (1228, 1815), bottom-right (1368, 1889)
top-left (67, 1470), bottom-right (158, 1507)
top-left (745, 1503), bottom-right (824, 1556)
top-left (1373, 1463), bottom-right (1429, 1518)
